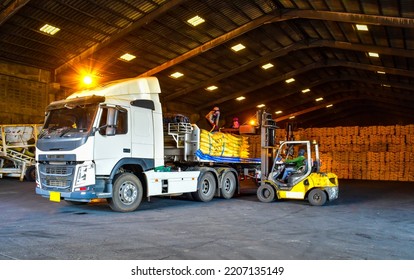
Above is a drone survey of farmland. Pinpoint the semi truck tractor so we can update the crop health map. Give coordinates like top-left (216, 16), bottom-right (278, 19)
top-left (35, 77), bottom-right (263, 212)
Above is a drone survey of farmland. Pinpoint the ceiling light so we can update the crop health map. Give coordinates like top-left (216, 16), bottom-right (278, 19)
top-left (289, 116), bottom-right (295, 119)
top-left (356, 24), bottom-right (369, 31)
top-left (377, 71), bottom-right (386, 74)
top-left (206, 85), bottom-right (218, 91)
top-left (257, 104), bottom-right (265, 108)
top-left (301, 88), bottom-right (310, 93)
top-left (326, 104), bottom-right (333, 108)
top-left (40, 24), bottom-right (60, 35)
top-left (261, 63), bottom-right (274, 70)
top-left (381, 84), bottom-right (391, 87)
top-left (187, 15), bottom-right (205, 26)
top-left (231, 43), bottom-right (246, 52)
top-left (315, 97), bottom-right (324, 102)
top-left (236, 96), bottom-right (245, 101)
top-left (285, 78), bottom-right (295, 83)
top-left (170, 72), bottom-right (184, 79)
top-left (119, 53), bottom-right (136, 61)
top-left (275, 110), bottom-right (282, 114)
top-left (368, 52), bottom-right (379, 58)
top-left (83, 75), bottom-right (93, 85)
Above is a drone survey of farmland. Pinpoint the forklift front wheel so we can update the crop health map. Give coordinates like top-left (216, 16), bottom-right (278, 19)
top-left (257, 184), bottom-right (276, 203)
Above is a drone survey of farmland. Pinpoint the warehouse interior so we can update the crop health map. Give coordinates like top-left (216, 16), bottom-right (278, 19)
top-left (0, 0), bottom-right (414, 262)
top-left (1, 0), bottom-right (414, 182)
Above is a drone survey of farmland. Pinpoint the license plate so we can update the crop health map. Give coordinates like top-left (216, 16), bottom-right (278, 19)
top-left (50, 191), bottom-right (61, 202)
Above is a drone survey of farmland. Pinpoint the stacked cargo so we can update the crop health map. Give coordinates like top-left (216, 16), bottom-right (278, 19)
top-left (275, 124), bottom-right (414, 182)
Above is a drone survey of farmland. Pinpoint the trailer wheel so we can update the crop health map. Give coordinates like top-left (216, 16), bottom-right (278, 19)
top-left (192, 172), bottom-right (216, 202)
top-left (308, 188), bottom-right (327, 206)
top-left (257, 184), bottom-right (276, 203)
top-left (108, 173), bottom-right (143, 212)
top-left (25, 165), bottom-right (36, 182)
top-left (221, 171), bottom-right (236, 199)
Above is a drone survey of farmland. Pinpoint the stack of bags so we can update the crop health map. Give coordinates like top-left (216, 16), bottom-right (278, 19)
top-left (199, 129), bottom-right (250, 158)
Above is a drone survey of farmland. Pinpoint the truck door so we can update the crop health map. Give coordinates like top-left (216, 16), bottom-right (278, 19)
top-left (94, 106), bottom-right (131, 175)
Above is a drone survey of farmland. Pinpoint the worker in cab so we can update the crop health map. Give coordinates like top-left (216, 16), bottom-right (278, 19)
top-left (280, 148), bottom-right (306, 181)
top-left (205, 106), bottom-right (220, 132)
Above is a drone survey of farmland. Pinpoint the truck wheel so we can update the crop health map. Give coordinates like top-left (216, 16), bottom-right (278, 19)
top-left (257, 184), bottom-right (276, 203)
top-left (25, 165), bottom-right (36, 182)
top-left (308, 188), bottom-right (327, 206)
top-left (108, 173), bottom-right (143, 212)
top-left (221, 171), bottom-right (236, 199)
top-left (192, 172), bottom-right (216, 202)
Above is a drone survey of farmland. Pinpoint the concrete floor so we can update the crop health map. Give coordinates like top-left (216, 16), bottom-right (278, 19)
top-left (0, 177), bottom-right (413, 260)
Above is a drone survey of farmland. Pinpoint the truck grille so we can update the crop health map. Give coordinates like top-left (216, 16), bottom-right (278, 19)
top-left (39, 164), bottom-right (75, 192)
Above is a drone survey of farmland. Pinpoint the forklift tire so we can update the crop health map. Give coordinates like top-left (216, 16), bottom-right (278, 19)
top-left (192, 172), bottom-right (216, 202)
top-left (257, 184), bottom-right (276, 203)
top-left (108, 172), bottom-right (143, 212)
top-left (25, 165), bottom-right (36, 182)
top-left (308, 188), bottom-right (327, 206)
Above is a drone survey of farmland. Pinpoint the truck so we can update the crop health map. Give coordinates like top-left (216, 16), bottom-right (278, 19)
top-left (35, 76), bottom-right (338, 212)
top-left (35, 77), bottom-right (263, 212)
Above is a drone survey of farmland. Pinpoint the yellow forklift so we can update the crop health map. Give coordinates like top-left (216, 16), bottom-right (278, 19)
top-left (256, 115), bottom-right (339, 206)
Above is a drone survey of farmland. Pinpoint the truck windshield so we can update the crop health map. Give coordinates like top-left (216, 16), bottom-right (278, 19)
top-left (41, 104), bottom-right (98, 136)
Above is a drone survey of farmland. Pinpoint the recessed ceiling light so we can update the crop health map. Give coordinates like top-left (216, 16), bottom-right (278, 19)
top-left (119, 53), bottom-right (136, 61)
top-left (187, 15), bottom-right (205, 26)
top-left (315, 97), bottom-right (324, 102)
top-left (40, 24), bottom-right (60, 35)
top-left (231, 43), bottom-right (246, 52)
top-left (257, 104), bottom-right (265, 108)
top-left (368, 52), bottom-right (379, 58)
top-left (356, 24), bottom-right (369, 31)
top-left (236, 96), bottom-right (245, 101)
top-left (170, 72), bottom-right (184, 79)
top-left (206, 85), bottom-right (218, 91)
top-left (275, 110), bottom-right (282, 114)
top-left (326, 104), bottom-right (333, 108)
top-left (376, 71), bottom-right (386, 74)
top-left (285, 78), bottom-right (295, 83)
top-left (261, 63), bottom-right (274, 70)
top-left (301, 88), bottom-right (310, 93)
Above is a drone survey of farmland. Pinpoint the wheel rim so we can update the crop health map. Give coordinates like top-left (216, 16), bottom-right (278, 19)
top-left (119, 181), bottom-right (138, 205)
top-left (262, 188), bottom-right (271, 199)
top-left (223, 178), bottom-right (232, 193)
top-left (312, 192), bottom-right (321, 202)
top-left (202, 179), bottom-right (211, 194)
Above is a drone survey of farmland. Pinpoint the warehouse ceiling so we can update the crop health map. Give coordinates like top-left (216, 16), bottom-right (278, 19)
top-left (1, 0), bottom-right (414, 128)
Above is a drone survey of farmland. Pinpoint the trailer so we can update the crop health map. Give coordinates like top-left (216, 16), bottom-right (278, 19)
top-left (1, 124), bottom-right (40, 181)
top-left (35, 77), bottom-right (267, 212)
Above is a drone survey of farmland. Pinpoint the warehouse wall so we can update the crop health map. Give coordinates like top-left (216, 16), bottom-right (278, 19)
top-left (279, 125), bottom-right (414, 182)
top-left (0, 61), bottom-right (51, 125)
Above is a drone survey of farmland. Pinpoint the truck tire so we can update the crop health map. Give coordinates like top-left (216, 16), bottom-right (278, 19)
top-left (221, 171), bottom-right (236, 199)
top-left (257, 184), bottom-right (276, 203)
top-left (308, 188), bottom-right (327, 206)
top-left (192, 172), bottom-right (216, 202)
top-left (25, 165), bottom-right (36, 182)
top-left (108, 172), bottom-right (143, 212)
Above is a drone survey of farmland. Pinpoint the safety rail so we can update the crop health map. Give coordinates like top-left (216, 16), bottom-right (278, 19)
top-left (167, 122), bottom-right (192, 148)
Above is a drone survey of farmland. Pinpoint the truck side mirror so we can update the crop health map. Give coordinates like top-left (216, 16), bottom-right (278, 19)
top-left (105, 107), bottom-right (118, 136)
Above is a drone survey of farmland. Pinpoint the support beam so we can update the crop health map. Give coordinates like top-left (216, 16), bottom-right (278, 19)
top-left (54, 0), bottom-right (186, 76)
top-left (0, 0), bottom-right (30, 26)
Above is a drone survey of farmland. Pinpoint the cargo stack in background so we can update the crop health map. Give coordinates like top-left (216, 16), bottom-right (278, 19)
top-left (275, 124), bottom-right (414, 182)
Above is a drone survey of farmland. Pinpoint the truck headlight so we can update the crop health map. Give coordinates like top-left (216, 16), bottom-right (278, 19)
top-left (75, 163), bottom-right (94, 186)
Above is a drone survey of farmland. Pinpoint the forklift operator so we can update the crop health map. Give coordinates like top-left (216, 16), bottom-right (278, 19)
top-left (280, 149), bottom-right (306, 181)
